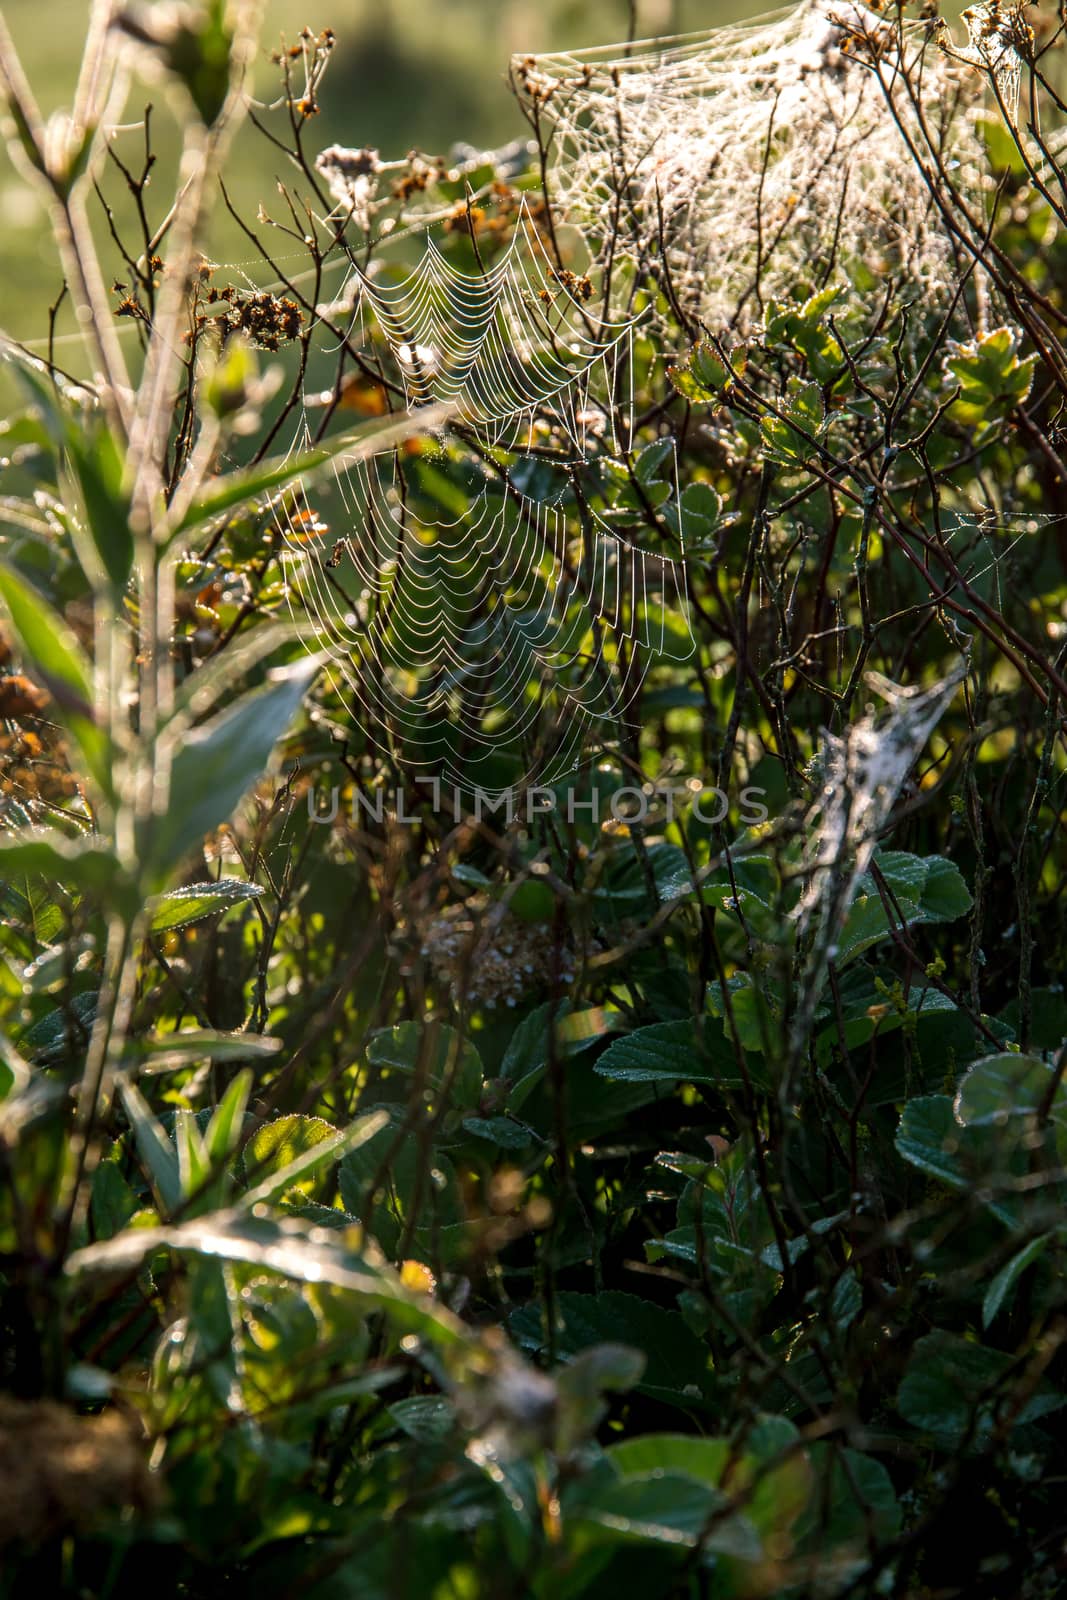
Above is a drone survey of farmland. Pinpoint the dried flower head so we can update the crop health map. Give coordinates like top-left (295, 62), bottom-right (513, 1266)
top-left (315, 144), bottom-right (381, 227)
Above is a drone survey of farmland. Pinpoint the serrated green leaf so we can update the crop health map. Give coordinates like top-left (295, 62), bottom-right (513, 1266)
top-left (594, 1016), bottom-right (762, 1088)
top-left (897, 1330), bottom-right (1065, 1447)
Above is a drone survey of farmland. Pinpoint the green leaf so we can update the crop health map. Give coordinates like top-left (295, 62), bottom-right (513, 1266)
top-left (0, 566), bottom-right (89, 710)
top-left (634, 439), bottom-right (673, 486)
top-left (608, 1434), bottom-right (731, 1484)
top-left (761, 379), bottom-right (824, 464)
top-left (147, 878), bottom-right (267, 932)
top-left (507, 878), bottom-right (556, 923)
top-left (668, 341), bottom-right (745, 402)
top-left (574, 1422), bottom-right (811, 1561)
top-left (65, 1208), bottom-right (473, 1352)
top-left (609, 1421), bottom-right (810, 1552)
top-left (999, 988), bottom-right (1067, 1053)
top-left (954, 1052), bottom-right (1063, 1129)
top-left (954, 1055), bottom-right (1067, 1212)
top-left (173, 405), bottom-right (453, 537)
top-left (836, 853), bottom-right (972, 966)
top-left (118, 1077), bottom-right (182, 1216)
top-left (501, 1003), bottom-right (621, 1112)
top-left (389, 1395), bottom-right (456, 1443)
top-left (204, 1069), bottom-right (253, 1166)
top-left (337, 1112), bottom-right (464, 1261)
top-left (594, 1016), bottom-right (760, 1089)
top-left (240, 1110), bottom-right (389, 1210)
top-left (894, 1094), bottom-right (1021, 1226)
top-left (501, 1001), bottom-right (565, 1111)
top-left (896, 1330), bottom-right (1065, 1448)
top-left (90, 1162), bottom-right (139, 1241)
top-left (242, 1114), bottom-right (341, 1193)
top-left (6, 349), bottom-right (133, 592)
top-left (175, 1108), bottom-right (211, 1200)
top-left (22, 991), bottom-right (97, 1065)
top-left (461, 1116), bottom-right (536, 1149)
top-left (201, 332), bottom-right (257, 420)
top-left (509, 1291), bottom-right (712, 1408)
top-left (796, 1445), bottom-right (900, 1550)
top-left (63, 419), bottom-right (133, 594)
top-left (945, 326), bottom-right (1036, 429)
top-left (0, 832), bottom-right (135, 917)
top-left (592, 841), bottom-right (694, 910)
top-left (367, 1021), bottom-right (483, 1110)
top-left (661, 481), bottom-right (733, 548)
top-left (893, 852), bottom-right (973, 921)
top-left (133, 1030), bottom-right (281, 1071)
top-left (567, 1471), bottom-right (726, 1551)
top-left (982, 1235), bottom-right (1053, 1328)
top-left (144, 655), bottom-right (321, 882)
top-left (895, 1095), bottom-right (970, 1191)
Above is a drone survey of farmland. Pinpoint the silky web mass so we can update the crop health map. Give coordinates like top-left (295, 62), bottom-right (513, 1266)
top-left (513, 0), bottom-right (995, 334)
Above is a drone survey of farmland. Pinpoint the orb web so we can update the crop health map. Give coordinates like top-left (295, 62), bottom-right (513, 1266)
top-left (278, 199), bottom-right (694, 797)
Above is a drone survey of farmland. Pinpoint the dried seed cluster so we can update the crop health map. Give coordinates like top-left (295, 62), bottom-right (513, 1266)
top-left (206, 286), bottom-right (303, 351)
top-left (421, 896), bottom-right (574, 1009)
top-left (538, 267), bottom-right (593, 304)
top-left (271, 26), bottom-right (336, 118)
top-left (443, 184), bottom-right (548, 244)
top-left (391, 153), bottom-right (447, 203)
top-left (0, 652), bottom-right (79, 817)
top-left (0, 725), bottom-right (79, 818)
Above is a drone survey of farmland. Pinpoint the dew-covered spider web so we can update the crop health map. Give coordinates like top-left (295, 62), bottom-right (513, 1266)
top-left (787, 498), bottom-right (1067, 930)
top-left (513, 0), bottom-right (993, 335)
top-left (270, 0), bottom-right (1040, 803)
top-left (278, 198), bottom-right (693, 797)
top-left (937, 2), bottom-right (1029, 126)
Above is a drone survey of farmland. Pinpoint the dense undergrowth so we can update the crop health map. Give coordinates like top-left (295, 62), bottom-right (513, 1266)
top-left (2, 1), bottom-right (1067, 1595)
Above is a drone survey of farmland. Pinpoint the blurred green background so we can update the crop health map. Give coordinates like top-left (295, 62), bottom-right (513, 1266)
top-left (0, 0), bottom-right (758, 350)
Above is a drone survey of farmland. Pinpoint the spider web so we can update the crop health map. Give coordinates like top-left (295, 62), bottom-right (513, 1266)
top-left (937, 2), bottom-right (1027, 125)
top-left (278, 199), bottom-right (693, 798)
top-left (328, 203), bottom-right (634, 448)
top-left (513, 0), bottom-right (990, 335)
